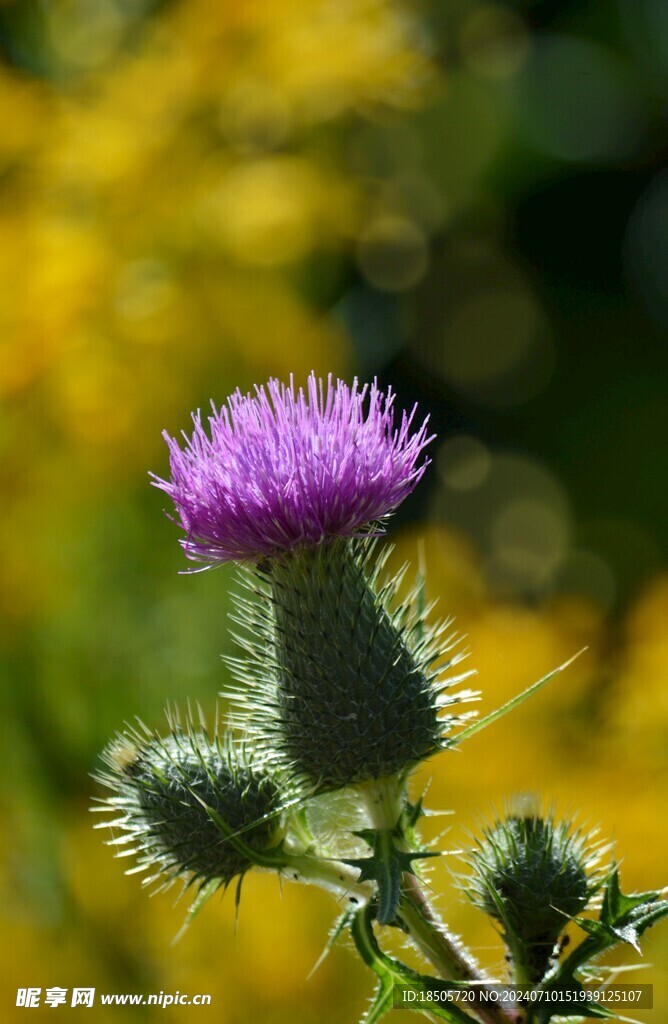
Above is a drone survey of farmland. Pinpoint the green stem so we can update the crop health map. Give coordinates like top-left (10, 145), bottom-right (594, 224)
top-left (350, 904), bottom-right (479, 1024)
top-left (357, 776), bottom-right (405, 829)
top-left (557, 934), bottom-right (609, 978)
top-left (400, 875), bottom-right (519, 1024)
top-left (281, 851), bottom-right (374, 904)
top-left (355, 779), bottom-right (518, 1022)
top-left (355, 778), bottom-right (522, 1021)
top-left (401, 875), bottom-right (481, 982)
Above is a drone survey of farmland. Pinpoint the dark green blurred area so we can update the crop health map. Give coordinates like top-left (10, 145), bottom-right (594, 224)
top-left (0, 1), bottom-right (666, 1021)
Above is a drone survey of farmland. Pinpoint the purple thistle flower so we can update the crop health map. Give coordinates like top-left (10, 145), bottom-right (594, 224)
top-left (153, 373), bottom-right (433, 565)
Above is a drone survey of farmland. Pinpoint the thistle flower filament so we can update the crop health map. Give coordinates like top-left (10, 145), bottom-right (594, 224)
top-left (153, 373), bottom-right (432, 564)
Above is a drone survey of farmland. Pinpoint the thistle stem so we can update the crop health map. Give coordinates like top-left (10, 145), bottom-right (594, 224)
top-left (281, 852), bottom-right (374, 905)
top-left (401, 874), bottom-right (480, 981)
top-left (400, 875), bottom-right (518, 1024)
top-left (357, 778), bottom-right (516, 1021)
top-left (357, 775), bottom-right (405, 829)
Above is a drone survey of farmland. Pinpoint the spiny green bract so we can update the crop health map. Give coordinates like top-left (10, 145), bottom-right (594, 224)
top-left (225, 538), bottom-right (476, 793)
top-left (465, 812), bottom-right (599, 983)
top-left (94, 723), bottom-right (283, 891)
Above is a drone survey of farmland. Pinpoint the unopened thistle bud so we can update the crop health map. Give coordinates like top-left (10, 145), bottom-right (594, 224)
top-left (94, 723), bottom-right (283, 892)
top-left (465, 806), bottom-right (599, 984)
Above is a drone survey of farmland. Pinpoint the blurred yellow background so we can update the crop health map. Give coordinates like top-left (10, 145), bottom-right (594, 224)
top-left (1, 0), bottom-right (666, 1021)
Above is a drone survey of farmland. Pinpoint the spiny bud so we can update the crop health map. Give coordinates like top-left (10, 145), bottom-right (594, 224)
top-left (94, 721), bottom-right (283, 892)
top-left (226, 538), bottom-right (476, 793)
top-left (464, 805), bottom-right (600, 984)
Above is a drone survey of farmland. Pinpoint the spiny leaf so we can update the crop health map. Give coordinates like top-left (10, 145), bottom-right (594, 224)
top-left (575, 869), bottom-right (668, 953)
top-left (350, 905), bottom-right (478, 1024)
top-left (546, 870), bottom-right (668, 998)
top-left (451, 649), bottom-right (586, 747)
top-left (346, 828), bottom-right (440, 925)
top-left (403, 793), bottom-right (427, 832)
top-left (359, 974), bottom-right (394, 1024)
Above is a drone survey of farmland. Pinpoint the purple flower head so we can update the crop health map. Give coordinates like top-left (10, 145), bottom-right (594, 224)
top-left (153, 373), bottom-right (434, 565)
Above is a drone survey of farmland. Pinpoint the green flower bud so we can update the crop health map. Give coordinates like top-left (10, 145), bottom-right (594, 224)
top-left (94, 722), bottom-right (283, 892)
top-left (227, 538), bottom-right (475, 793)
top-left (465, 806), bottom-right (598, 984)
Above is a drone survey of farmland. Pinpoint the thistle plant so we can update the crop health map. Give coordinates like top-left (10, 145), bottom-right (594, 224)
top-left (95, 373), bottom-right (668, 1024)
top-left (97, 719), bottom-right (285, 892)
top-left (464, 802), bottom-right (604, 986)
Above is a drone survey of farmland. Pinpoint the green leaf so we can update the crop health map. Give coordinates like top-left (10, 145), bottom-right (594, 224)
top-left (452, 650), bottom-right (586, 746)
top-left (350, 906), bottom-right (478, 1024)
top-left (346, 828), bottom-right (439, 925)
top-left (403, 793), bottom-right (427, 832)
top-left (360, 974), bottom-right (395, 1024)
top-left (596, 869), bottom-right (668, 952)
top-left (552, 869), bottom-right (668, 988)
